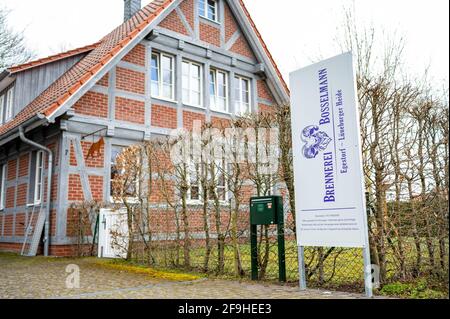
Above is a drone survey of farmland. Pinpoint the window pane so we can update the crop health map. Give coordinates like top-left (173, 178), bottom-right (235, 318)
top-left (182, 75), bottom-right (190, 90)
top-left (151, 81), bottom-right (159, 96)
top-left (193, 78), bottom-right (201, 93)
top-left (192, 92), bottom-right (201, 106)
top-left (6, 88), bottom-right (14, 120)
top-left (191, 186), bottom-right (200, 200)
top-left (235, 85), bottom-right (240, 101)
top-left (218, 84), bottom-right (225, 97)
top-left (151, 55), bottom-right (159, 69)
top-left (162, 70), bottom-right (172, 84)
top-left (243, 90), bottom-right (249, 103)
top-left (110, 147), bottom-right (124, 196)
top-left (198, 0), bottom-right (206, 16)
top-left (217, 97), bottom-right (226, 111)
top-left (163, 84), bottom-right (173, 99)
top-left (182, 61), bottom-right (189, 76)
top-left (207, 0), bottom-right (216, 20)
top-left (162, 55), bottom-right (172, 71)
top-left (242, 79), bottom-right (249, 92)
top-left (218, 72), bottom-right (225, 86)
top-left (210, 70), bottom-right (216, 108)
top-left (182, 89), bottom-right (189, 103)
top-left (217, 187), bottom-right (226, 201)
top-left (191, 64), bottom-right (200, 78)
top-left (151, 67), bottom-right (159, 82)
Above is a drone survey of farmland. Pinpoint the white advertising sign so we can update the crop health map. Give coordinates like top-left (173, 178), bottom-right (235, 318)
top-left (289, 52), bottom-right (369, 248)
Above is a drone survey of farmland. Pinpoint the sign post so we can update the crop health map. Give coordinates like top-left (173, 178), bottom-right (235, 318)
top-left (250, 196), bottom-right (286, 282)
top-left (289, 52), bottom-right (373, 297)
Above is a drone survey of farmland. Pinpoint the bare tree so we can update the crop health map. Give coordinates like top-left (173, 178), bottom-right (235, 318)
top-left (0, 8), bottom-right (33, 70)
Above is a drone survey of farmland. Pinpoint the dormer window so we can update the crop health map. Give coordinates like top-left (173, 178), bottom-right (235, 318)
top-left (199, 0), bottom-right (219, 23)
top-left (0, 85), bottom-right (15, 125)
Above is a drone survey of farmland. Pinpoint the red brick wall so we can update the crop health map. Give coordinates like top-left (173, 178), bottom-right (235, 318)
top-left (159, 10), bottom-right (189, 36)
top-left (7, 159), bottom-right (17, 181)
top-left (116, 67), bottom-right (145, 95)
top-left (16, 184), bottom-right (27, 206)
top-left (122, 44), bottom-right (146, 66)
top-left (81, 140), bottom-right (105, 168)
top-left (97, 73), bottom-right (109, 87)
top-left (18, 154), bottom-right (29, 177)
top-left (257, 79), bottom-right (275, 102)
top-left (179, 0), bottom-right (194, 30)
top-left (211, 116), bottom-right (231, 128)
top-left (73, 91), bottom-right (108, 118)
top-left (258, 103), bottom-right (273, 114)
top-left (69, 142), bottom-right (77, 166)
top-left (15, 213), bottom-right (26, 237)
top-left (230, 35), bottom-right (255, 59)
top-left (88, 176), bottom-right (104, 201)
top-left (224, 2), bottom-right (238, 42)
top-left (200, 23), bottom-right (221, 47)
top-left (5, 186), bottom-right (15, 208)
top-left (115, 97), bottom-right (145, 124)
top-left (3, 215), bottom-right (13, 236)
top-left (152, 104), bottom-right (177, 129)
top-left (183, 111), bottom-right (206, 131)
top-left (50, 210), bottom-right (57, 236)
top-left (68, 174), bottom-right (84, 201)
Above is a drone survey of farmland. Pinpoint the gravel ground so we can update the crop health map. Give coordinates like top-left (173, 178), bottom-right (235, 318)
top-left (0, 253), bottom-right (376, 299)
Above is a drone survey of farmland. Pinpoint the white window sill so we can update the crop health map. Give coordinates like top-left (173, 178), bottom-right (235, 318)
top-left (210, 108), bottom-right (231, 116)
top-left (151, 96), bottom-right (178, 105)
top-left (183, 103), bottom-right (205, 110)
top-left (187, 199), bottom-right (229, 206)
top-left (199, 15), bottom-right (221, 26)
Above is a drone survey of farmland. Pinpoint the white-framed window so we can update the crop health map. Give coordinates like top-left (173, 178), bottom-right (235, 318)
top-left (5, 86), bottom-right (14, 122)
top-left (187, 159), bottom-right (228, 203)
top-left (0, 163), bottom-right (6, 210)
top-left (211, 159), bottom-right (227, 202)
top-left (0, 94), bottom-right (4, 125)
top-left (34, 151), bottom-right (44, 205)
top-left (210, 69), bottom-right (228, 113)
top-left (0, 85), bottom-right (14, 125)
top-left (110, 146), bottom-right (124, 198)
top-left (110, 146), bottom-right (140, 202)
top-left (188, 162), bottom-right (201, 202)
top-left (151, 52), bottom-right (175, 101)
top-left (198, 0), bottom-right (219, 22)
top-left (182, 60), bottom-right (203, 107)
top-left (235, 76), bottom-right (251, 115)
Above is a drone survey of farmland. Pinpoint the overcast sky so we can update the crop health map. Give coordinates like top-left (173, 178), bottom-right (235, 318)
top-left (1, 0), bottom-right (448, 87)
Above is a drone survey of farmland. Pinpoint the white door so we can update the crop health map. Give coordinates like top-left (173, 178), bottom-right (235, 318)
top-left (98, 209), bottom-right (129, 259)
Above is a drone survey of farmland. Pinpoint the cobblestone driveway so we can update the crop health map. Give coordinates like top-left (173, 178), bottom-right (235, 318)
top-left (0, 253), bottom-right (372, 299)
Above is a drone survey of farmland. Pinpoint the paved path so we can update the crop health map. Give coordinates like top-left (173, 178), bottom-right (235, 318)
top-left (0, 253), bottom-right (372, 299)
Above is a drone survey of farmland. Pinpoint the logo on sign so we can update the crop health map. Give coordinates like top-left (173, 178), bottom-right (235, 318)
top-left (301, 125), bottom-right (332, 159)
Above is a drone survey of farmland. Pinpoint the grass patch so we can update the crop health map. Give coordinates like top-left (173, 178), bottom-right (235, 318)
top-left (380, 279), bottom-right (448, 299)
top-left (94, 258), bottom-right (201, 282)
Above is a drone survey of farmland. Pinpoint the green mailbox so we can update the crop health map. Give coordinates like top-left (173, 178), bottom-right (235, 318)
top-left (250, 196), bottom-right (286, 282)
top-left (250, 196), bottom-right (282, 225)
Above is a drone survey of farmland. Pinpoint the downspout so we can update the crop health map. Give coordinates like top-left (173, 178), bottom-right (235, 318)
top-left (19, 126), bottom-right (53, 256)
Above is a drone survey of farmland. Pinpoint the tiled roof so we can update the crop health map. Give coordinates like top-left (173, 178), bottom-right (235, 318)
top-left (7, 43), bottom-right (100, 74)
top-left (0, 0), bottom-right (288, 137)
top-left (0, 0), bottom-right (172, 136)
